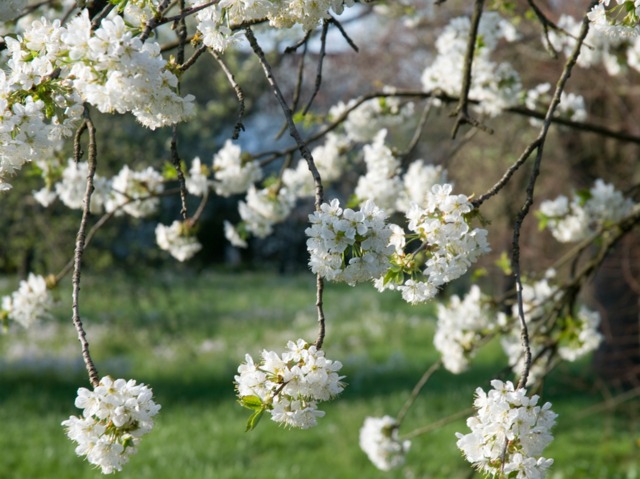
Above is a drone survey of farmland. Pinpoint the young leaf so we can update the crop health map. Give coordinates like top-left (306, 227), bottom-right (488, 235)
top-left (239, 395), bottom-right (264, 411)
top-left (245, 408), bottom-right (266, 432)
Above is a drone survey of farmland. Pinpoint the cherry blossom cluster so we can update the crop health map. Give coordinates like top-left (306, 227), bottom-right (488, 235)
top-left (538, 179), bottom-right (636, 243)
top-left (434, 285), bottom-right (501, 374)
top-left (0, 8), bottom-right (193, 190)
top-left (155, 221), bottom-right (202, 262)
top-left (192, 0), bottom-right (355, 52)
top-left (1, 273), bottom-right (54, 330)
top-left (305, 199), bottom-right (394, 285)
top-left (500, 271), bottom-right (603, 384)
top-left (550, 12), bottom-right (640, 75)
top-left (61, 376), bottom-right (161, 474)
top-left (359, 416), bottom-right (411, 471)
top-left (377, 183), bottom-right (490, 304)
top-left (421, 12), bottom-right (521, 117)
top-left (212, 140), bottom-right (263, 197)
top-left (456, 380), bottom-right (557, 479)
top-left (234, 339), bottom-right (344, 429)
top-left (588, 1), bottom-right (640, 39)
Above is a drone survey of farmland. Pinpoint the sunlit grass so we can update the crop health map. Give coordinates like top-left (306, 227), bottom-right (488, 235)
top-left (0, 270), bottom-right (637, 479)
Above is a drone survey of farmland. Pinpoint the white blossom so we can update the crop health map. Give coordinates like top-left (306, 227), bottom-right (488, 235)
top-left (155, 221), bottom-right (202, 262)
top-left (456, 380), bottom-right (557, 479)
top-left (106, 165), bottom-right (164, 218)
top-left (379, 183), bottom-right (490, 304)
top-left (212, 140), bottom-right (262, 197)
top-left (359, 416), bottom-right (411, 471)
top-left (305, 198), bottom-right (394, 285)
top-left (238, 185), bottom-right (295, 238)
top-left (186, 157), bottom-right (213, 196)
top-left (235, 339), bottom-right (344, 429)
top-left (421, 12), bottom-right (521, 117)
top-left (355, 129), bottom-right (403, 213)
top-left (1, 273), bottom-right (53, 329)
top-left (62, 376), bottom-right (160, 474)
top-left (434, 286), bottom-right (499, 374)
top-left (539, 179), bottom-right (636, 242)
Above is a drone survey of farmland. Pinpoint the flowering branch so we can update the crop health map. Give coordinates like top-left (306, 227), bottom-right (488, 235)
top-left (71, 111), bottom-right (100, 388)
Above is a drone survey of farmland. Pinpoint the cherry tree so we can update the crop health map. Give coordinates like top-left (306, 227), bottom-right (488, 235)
top-left (1, 0), bottom-right (639, 476)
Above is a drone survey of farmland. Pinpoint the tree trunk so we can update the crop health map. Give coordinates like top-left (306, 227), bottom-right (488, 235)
top-left (592, 234), bottom-right (640, 389)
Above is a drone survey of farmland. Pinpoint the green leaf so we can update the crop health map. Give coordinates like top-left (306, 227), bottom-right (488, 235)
top-left (471, 267), bottom-right (488, 280)
top-left (162, 162), bottom-right (179, 180)
top-left (535, 210), bottom-right (549, 231)
top-left (245, 408), bottom-right (266, 432)
top-left (495, 251), bottom-right (512, 276)
top-left (239, 395), bottom-right (264, 411)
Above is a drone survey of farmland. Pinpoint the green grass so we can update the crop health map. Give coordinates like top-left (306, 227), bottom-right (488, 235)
top-left (0, 270), bottom-right (638, 479)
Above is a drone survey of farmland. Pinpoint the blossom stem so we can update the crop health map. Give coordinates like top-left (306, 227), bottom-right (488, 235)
top-left (395, 360), bottom-right (441, 426)
top-left (71, 111), bottom-right (100, 388)
top-left (245, 26), bottom-right (327, 349)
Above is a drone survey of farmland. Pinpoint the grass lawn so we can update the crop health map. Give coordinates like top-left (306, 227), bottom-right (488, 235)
top-left (0, 269), bottom-right (638, 479)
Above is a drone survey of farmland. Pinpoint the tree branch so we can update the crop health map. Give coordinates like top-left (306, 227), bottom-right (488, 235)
top-left (244, 26), bottom-right (327, 350)
top-left (512, 5), bottom-right (593, 390)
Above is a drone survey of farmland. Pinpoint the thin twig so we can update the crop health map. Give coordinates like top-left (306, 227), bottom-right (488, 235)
top-left (245, 26), bottom-right (327, 349)
top-left (302, 20), bottom-right (329, 115)
top-left (399, 99), bottom-right (433, 163)
top-left (180, 44), bottom-right (207, 71)
top-left (527, 0), bottom-right (560, 57)
top-left (276, 38), bottom-right (308, 141)
top-left (400, 407), bottom-right (474, 441)
top-left (140, 0), bottom-right (173, 42)
top-left (210, 49), bottom-right (246, 140)
top-left (396, 360), bottom-right (442, 426)
top-left (451, 0), bottom-right (493, 139)
top-left (71, 112), bottom-right (100, 388)
top-left (328, 15), bottom-right (359, 52)
top-left (171, 128), bottom-right (188, 219)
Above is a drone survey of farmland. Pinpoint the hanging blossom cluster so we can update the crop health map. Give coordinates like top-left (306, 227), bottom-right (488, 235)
top-left (0, 9), bottom-right (194, 191)
top-left (1, 273), bottom-right (54, 330)
top-left (537, 179), bottom-right (636, 243)
top-left (61, 376), bottom-right (161, 474)
top-left (212, 140), bottom-right (263, 197)
top-left (305, 199), bottom-right (394, 285)
top-left (587, 1), bottom-right (640, 39)
top-left (456, 380), bottom-right (557, 479)
top-left (421, 11), bottom-right (521, 117)
top-left (192, 0), bottom-right (355, 52)
top-left (376, 183), bottom-right (490, 304)
top-left (359, 416), bottom-right (411, 471)
top-left (155, 221), bottom-right (202, 262)
top-left (500, 270), bottom-right (603, 384)
top-left (235, 339), bottom-right (345, 429)
top-left (551, 10), bottom-right (640, 76)
top-left (434, 285), bottom-right (501, 374)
